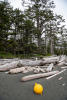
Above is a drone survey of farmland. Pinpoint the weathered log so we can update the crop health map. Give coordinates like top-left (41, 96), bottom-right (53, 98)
top-left (21, 70), bottom-right (59, 81)
top-left (19, 59), bottom-right (59, 66)
top-left (46, 63), bottom-right (54, 72)
top-left (0, 61), bottom-right (20, 71)
top-left (61, 66), bottom-right (67, 69)
top-left (42, 56), bottom-right (59, 61)
top-left (0, 59), bottom-right (58, 72)
top-left (33, 66), bottom-right (46, 73)
top-left (9, 66), bottom-right (46, 74)
top-left (34, 68), bottom-right (45, 73)
top-left (0, 58), bottom-right (19, 65)
top-left (46, 69), bottom-right (66, 80)
top-left (39, 59), bottom-right (58, 66)
top-left (57, 62), bottom-right (65, 66)
top-left (64, 63), bottom-right (67, 65)
top-left (19, 60), bottom-right (41, 66)
top-left (9, 66), bottom-right (36, 74)
top-left (9, 67), bottom-right (25, 74)
top-left (22, 67), bottom-right (34, 73)
top-left (59, 55), bottom-right (66, 63)
top-left (0, 55), bottom-right (66, 72)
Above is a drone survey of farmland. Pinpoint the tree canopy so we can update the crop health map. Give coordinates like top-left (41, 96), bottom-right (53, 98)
top-left (0, 0), bottom-right (67, 58)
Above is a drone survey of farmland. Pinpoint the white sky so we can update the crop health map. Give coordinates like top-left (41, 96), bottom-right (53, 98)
top-left (54, 0), bottom-right (67, 27)
top-left (0, 0), bottom-right (67, 27)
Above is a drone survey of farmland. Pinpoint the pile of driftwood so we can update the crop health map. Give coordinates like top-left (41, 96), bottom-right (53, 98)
top-left (0, 55), bottom-right (67, 81)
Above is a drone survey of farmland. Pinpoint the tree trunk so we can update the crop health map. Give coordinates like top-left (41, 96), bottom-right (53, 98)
top-left (50, 37), bottom-right (54, 55)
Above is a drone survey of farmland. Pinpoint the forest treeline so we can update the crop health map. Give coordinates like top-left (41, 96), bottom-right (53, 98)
top-left (0, 0), bottom-right (67, 58)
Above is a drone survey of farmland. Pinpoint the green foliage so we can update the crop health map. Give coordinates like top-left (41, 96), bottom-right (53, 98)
top-left (0, 51), bottom-right (16, 59)
top-left (0, 1), bottom-right (67, 58)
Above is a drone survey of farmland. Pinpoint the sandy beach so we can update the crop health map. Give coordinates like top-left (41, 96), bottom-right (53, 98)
top-left (0, 69), bottom-right (67, 100)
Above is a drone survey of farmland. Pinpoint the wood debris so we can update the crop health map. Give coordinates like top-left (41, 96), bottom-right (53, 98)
top-left (0, 55), bottom-right (67, 81)
top-left (58, 77), bottom-right (63, 80)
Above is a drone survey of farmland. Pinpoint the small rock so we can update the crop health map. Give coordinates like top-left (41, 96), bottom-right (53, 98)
top-left (62, 83), bottom-right (66, 86)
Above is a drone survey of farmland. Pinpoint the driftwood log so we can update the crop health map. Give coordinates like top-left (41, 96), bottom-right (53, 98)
top-left (0, 59), bottom-right (58, 71)
top-left (21, 70), bottom-right (59, 81)
top-left (0, 61), bottom-right (20, 71)
top-left (42, 56), bottom-right (60, 61)
top-left (57, 62), bottom-right (65, 66)
top-left (61, 66), bottom-right (67, 69)
top-left (46, 63), bottom-right (54, 72)
top-left (39, 59), bottom-right (58, 66)
top-left (0, 55), bottom-right (66, 72)
top-left (9, 67), bottom-right (25, 74)
top-left (9, 66), bottom-right (46, 74)
top-left (59, 55), bottom-right (66, 63)
top-left (19, 59), bottom-right (59, 66)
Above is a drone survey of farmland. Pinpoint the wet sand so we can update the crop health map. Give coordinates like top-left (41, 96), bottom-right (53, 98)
top-left (0, 69), bottom-right (67, 100)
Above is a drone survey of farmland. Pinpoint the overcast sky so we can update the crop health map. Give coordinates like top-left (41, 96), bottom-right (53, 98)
top-left (54, 0), bottom-right (67, 27)
top-left (1, 0), bottom-right (67, 27)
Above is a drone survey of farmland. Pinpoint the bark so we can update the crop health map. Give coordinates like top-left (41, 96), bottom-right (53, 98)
top-left (50, 37), bottom-right (54, 55)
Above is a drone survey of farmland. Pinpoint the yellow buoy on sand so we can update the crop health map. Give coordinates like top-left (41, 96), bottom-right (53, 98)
top-left (33, 83), bottom-right (43, 95)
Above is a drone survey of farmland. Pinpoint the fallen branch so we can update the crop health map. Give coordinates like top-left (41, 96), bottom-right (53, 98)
top-left (21, 70), bottom-right (59, 81)
top-left (46, 69), bottom-right (66, 80)
top-left (61, 66), bottom-right (67, 69)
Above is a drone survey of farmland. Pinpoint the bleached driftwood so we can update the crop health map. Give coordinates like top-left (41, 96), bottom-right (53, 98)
top-left (21, 70), bottom-right (59, 81)
top-left (57, 55), bottom-right (67, 66)
top-left (18, 59), bottom-right (58, 66)
top-left (61, 66), bottom-right (67, 69)
top-left (22, 67), bottom-right (34, 73)
top-left (0, 59), bottom-right (57, 72)
top-left (0, 55), bottom-right (66, 72)
top-left (39, 59), bottom-right (58, 66)
top-left (64, 63), bottom-right (67, 65)
top-left (0, 58), bottom-right (19, 65)
top-left (9, 67), bottom-right (25, 74)
top-left (34, 67), bottom-right (45, 73)
top-left (57, 62), bottom-right (65, 66)
top-left (9, 66), bottom-right (46, 74)
top-left (19, 60), bottom-right (41, 66)
top-left (59, 55), bottom-right (66, 63)
top-left (0, 61), bottom-right (20, 71)
top-left (46, 69), bottom-right (66, 80)
top-left (46, 63), bottom-right (54, 72)
top-left (42, 56), bottom-right (59, 61)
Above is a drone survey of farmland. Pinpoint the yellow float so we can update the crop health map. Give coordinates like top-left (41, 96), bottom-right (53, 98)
top-left (33, 83), bottom-right (43, 95)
